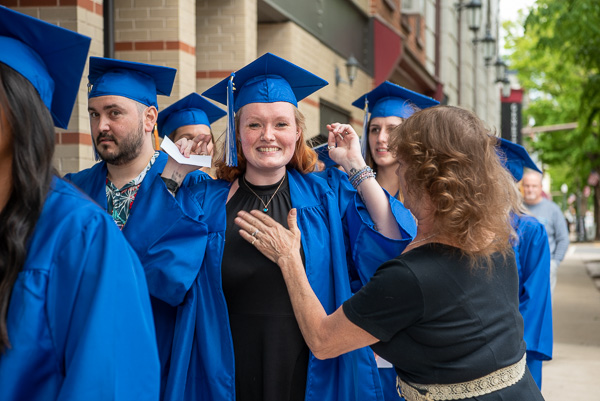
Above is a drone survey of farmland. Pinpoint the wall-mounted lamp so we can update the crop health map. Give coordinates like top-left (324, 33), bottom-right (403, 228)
top-left (501, 77), bottom-right (512, 98)
top-left (455, 0), bottom-right (483, 34)
top-left (476, 29), bottom-right (496, 65)
top-left (494, 57), bottom-right (507, 83)
top-left (494, 57), bottom-right (511, 97)
top-left (336, 55), bottom-right (359, 87)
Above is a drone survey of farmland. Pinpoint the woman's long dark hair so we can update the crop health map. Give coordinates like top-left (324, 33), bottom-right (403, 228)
top-left (0, 62), bottom-right (56, 352)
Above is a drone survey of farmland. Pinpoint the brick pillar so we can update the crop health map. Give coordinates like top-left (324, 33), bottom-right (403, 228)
top-left (4, 1), bottom-right (104, 174)
top-left (195, 0), bottom-right (258, 138)
top-left (114, 0), bottom-right (197, 110)
top-left (196, 0), bottom-right (257, 90)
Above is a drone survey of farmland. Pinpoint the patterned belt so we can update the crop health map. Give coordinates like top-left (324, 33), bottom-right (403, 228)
top-left (396, 354), bottom-right (527, 401)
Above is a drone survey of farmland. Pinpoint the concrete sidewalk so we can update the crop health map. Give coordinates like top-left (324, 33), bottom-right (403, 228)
top-left (541, 243), bottom-right (600, 400)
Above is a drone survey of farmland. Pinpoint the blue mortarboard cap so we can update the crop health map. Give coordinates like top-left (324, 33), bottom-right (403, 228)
top-left (352, 81), bottom-right (439, 119)
top-left (157, 93), bottom-right (226, 138)
top-left (0, 6), bottom-right (91, 129)
top-left (352, 81), bottom-right (439, 158)
top-left (202, 52), bottom-right (328, 111)
top-left (88, 56), bottom-right (177, 109)
top-left (312, 143), bottom-right (337, 170)
top-left (202, 53), bottom-right (328, 166)
top-left (497, 137), bottom-right (542, 181)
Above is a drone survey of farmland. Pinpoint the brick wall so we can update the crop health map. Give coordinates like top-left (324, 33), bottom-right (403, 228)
top-left (5, 1), bottom-right (103, 174)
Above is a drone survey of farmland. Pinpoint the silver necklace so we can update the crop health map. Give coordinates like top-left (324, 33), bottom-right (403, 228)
top-left (409, 233), bottom-right (438, 248)
top-left (243, 174), bottom-right (286, 213)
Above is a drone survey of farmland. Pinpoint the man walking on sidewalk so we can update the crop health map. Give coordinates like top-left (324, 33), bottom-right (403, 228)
top-left (523, 169), bottom-right (570, 296)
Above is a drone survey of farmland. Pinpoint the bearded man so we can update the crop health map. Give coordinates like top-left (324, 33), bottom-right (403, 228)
top-left (65, 57), bottom-right (210, 401)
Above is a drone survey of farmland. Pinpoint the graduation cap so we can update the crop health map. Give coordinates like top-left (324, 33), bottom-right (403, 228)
top-left (312, 142), bottom-right (338, 170)
top-left (157, 93), bottom-right (226, 138)
top-left (88, 56), bottom-right (177, 109)
top-left (352, 81), bottom-right (439, 158)
top-left (496, 137), bottom-right (542, 182)
top-left (0, 6), bottom-right (91, 129)
top-left (202, 52), bottom-right (328, 166)
top-left (352, 81), bottom-right (439, 119)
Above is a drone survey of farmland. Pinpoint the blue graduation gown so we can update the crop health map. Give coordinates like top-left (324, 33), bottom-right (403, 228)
top-left (0, 177), bottom-right (159, 401)
top-left (171, 167), bottom-right (416, 401)
top-left (512, 213), bottom-right (553, 388)
top-left (65, 152), bottom-right (210, 400)
top-left (378, 366), bottom-right (405, 401)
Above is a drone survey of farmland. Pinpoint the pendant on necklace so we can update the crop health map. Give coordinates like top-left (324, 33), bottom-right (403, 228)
top-left (243, 174), bottom-right (286, 215)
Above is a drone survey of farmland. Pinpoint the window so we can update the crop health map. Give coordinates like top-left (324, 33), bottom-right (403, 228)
top-left (313, 100), bottom-right (351, 146)
top-left (402, 0), bottom-right (424, 15)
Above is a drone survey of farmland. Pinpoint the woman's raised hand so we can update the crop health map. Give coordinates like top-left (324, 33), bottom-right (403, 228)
top-left (326, 123), bottom-right (366, 173)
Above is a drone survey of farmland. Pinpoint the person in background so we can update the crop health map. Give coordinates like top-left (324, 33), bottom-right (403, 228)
top-left (164, 52), bottom-right (417, 401)
top-left (0, 6), bottom-right (159, 400)
top-left (352, 81), bottom-right (439, 401)
top-left (497, 138), bottom-right (553, 389)
top-left (64, 57), bottom-right (210, 400)
top-left (157, 92), bottom-right (226, 178)
top-left (237, 105), bottom-right (544, 401)
top-left (352, 81), bottom-right (439, 199)
top-left (522, 169), bottom-right (570, 295)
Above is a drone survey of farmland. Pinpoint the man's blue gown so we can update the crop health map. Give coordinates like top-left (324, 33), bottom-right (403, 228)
top-left (65, 152), bottom-right (210, 400)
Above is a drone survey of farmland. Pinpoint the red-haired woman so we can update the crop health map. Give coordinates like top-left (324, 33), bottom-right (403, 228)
top-left (160, 53), bottom-right (417, 401)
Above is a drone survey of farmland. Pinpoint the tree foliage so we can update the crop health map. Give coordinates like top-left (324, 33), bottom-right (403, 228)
top-left (505, 0), bottom-right (600, 237)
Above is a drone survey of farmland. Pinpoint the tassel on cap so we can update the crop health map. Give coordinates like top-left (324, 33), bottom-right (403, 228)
top-left (225, 73), bottom-right (238, 167)
top-left (360, 99), bottom-right (369, 160)
top-left (153, 124), bottom-right (160, 150)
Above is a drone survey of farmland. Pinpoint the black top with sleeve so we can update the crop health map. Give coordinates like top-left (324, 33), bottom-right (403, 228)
top-left (343, 243), bottom-right (543, 400)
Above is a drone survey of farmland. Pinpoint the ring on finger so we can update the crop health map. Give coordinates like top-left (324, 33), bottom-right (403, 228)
top-left (251, 229), bottom-right (259, 237)
top-left (327, 145), bottom-right (335, 150)
top-left (251, 238), bottom-right (257, 245)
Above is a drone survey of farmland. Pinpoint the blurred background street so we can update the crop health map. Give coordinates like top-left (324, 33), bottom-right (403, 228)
top-left (541, 242), bottom-right (600, 400)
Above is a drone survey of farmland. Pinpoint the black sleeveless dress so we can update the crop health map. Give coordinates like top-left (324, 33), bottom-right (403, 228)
top-left (222, 173), bottom-right (308, 401)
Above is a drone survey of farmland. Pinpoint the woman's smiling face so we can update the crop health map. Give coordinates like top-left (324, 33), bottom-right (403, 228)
top-left (238, 101), bottom-right (299, 176)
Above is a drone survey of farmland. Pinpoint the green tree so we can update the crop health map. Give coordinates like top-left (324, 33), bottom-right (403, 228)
top-left (504, 0), bottom-right (600, 239)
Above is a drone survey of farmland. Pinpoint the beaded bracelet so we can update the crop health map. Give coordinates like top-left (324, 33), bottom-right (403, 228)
top-left (351, 171), bottom-right (376, 189)
top-left (348, 165), bottom-right (371, 183)
top-left (349, 166), bottom-right (373, 186)
top-left (349, 166), bottom-right (375, 189)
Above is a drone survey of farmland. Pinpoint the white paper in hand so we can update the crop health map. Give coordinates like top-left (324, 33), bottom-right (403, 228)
top-left (160, 135), bottom-right (212, 168)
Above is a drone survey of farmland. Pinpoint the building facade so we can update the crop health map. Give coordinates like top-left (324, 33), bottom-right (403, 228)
top-left (3, 0), bottom-right (502, 175)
